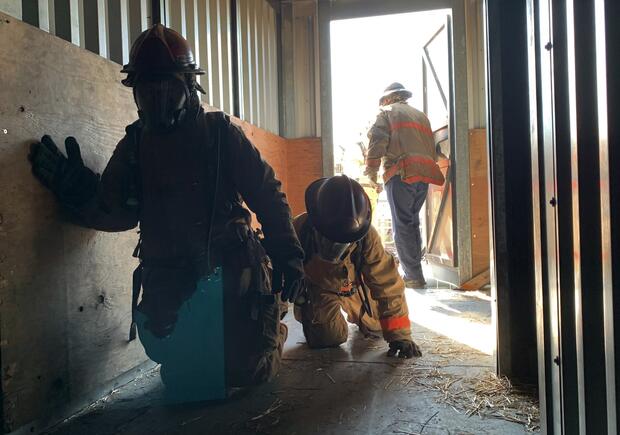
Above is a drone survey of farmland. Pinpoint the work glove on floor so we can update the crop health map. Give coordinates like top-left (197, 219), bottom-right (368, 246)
top-left (28, 135), bottom-right (98, 208)
top-left (388, 339), bottom-right (423, 358)
top-left (272, 258), bottom-right (305, 303)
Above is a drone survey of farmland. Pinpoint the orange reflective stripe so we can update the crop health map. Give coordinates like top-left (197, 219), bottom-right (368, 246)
top-left (390, 121), bottom-right (433, 137)
top-left (380, 315), bottom-right (411, 331)
top-left (401, 175), bottom-right (443, 184)
top-left (383, 155), bottom-right (441, 181)
top-left (366, 158), bottom-right (381, 168)
top-left (383, 166), bottom-right (398, 181)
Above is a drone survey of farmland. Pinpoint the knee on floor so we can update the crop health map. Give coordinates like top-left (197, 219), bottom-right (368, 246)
top-left (303, 322), bottom-right (348, 349)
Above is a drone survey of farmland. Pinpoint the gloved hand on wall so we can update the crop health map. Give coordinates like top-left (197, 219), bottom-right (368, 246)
top-left (28, 135), bottom-right (98, 208)
top-left (387, 339), bottom-right (422, 358)
top-left (272, 257), bottom-right (305, 303)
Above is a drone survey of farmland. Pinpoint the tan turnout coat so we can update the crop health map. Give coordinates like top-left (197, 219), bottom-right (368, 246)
top-left (366, 101), bottom-right (444, 185)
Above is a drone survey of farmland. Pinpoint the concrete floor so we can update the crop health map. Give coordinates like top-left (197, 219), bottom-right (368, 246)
top-left (45, 287), bottom-right (538, 435)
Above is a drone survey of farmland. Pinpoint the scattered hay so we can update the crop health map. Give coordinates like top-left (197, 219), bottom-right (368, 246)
top-left (246, 398), bottom-right (289, 433)
top-left (316, 367), bottom-right (336, 384)
top-left (414, 370), bottom-right (540, 432)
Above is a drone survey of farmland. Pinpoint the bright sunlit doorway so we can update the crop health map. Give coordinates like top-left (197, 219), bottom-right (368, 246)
top-left (329, 9), bottom-right (495, 357)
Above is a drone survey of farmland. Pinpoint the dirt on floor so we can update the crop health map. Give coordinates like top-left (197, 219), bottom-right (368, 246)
top-left (45, 288), bottom-right (539, 435)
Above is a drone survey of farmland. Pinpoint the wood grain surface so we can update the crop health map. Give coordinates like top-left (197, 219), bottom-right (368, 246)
top-left (0, 14), bottom-right (148, 432)
top-left (468, 129), bottom-right (490, 277)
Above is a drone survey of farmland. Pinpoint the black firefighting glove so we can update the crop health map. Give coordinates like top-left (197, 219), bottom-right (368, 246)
top-left (28, 135), bottom-right (98, 208)
top-left (387, 339), bottom-right (422, 358)
top-left (272, 258), bottom-right (305, 303)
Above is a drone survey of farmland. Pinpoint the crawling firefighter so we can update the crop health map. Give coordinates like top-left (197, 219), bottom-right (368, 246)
top-left (294, 175), bottom-right (422, 358)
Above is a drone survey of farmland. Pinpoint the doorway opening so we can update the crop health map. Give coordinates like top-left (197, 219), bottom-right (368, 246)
top-left (330, 9), bottom-right (494, 358)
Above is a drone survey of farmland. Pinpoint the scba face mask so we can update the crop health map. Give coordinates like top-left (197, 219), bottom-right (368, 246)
top-left (135, 75), bottom-right (189, 132)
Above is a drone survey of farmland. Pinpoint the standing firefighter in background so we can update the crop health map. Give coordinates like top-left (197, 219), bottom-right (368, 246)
top-left (27, 25), bottom-right (304, 397)
top-left (294, 175), bottom-right (422, 358)
top-left (365, 83), bottom-right (445, 288)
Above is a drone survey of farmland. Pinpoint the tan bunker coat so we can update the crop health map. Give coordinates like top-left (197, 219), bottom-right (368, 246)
top-left (293, 213), bottom-right (412, 348)
top-left (366, 101), bottom-right (444, 186)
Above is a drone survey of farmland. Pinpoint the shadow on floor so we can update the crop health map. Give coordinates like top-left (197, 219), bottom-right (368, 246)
top-left (44, 304), bottom-right (538, 435)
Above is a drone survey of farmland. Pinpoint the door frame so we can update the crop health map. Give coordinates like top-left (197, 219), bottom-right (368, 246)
top-left (317, 0), bottom-right (472, 284)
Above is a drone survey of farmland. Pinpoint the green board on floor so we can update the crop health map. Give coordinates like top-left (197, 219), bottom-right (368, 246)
top-left (136, 268), bottom-right (227, 403)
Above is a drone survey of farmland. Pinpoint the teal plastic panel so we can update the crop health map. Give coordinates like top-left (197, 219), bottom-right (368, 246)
top-left (135, 268), bottom-right (227, 403)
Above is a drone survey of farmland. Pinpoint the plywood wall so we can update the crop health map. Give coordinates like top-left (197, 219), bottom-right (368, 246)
top-left (0, 14), bottom-right (149, 432)
top-left (468, 129), bottom-right (490, 276)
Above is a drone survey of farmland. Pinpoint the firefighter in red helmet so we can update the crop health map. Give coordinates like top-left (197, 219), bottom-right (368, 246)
top-left (28, 24), bottom-right (304, 395)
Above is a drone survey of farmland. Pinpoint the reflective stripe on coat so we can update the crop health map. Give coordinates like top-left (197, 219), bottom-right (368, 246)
top-left (366, 102), bottom-right (445, 186)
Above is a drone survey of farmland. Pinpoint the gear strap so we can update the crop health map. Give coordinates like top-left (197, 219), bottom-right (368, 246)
top-left (129, 262), bottom-right (143, 341)
top-left (126, 121), bottom-right (142, 342)
top-left (350, 238), bottom-right (373, 319)
top-left (128, 234), bottom-right (143, 341)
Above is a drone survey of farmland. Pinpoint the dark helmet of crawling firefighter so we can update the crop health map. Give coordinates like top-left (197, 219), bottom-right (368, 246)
top-left (379, 82), bottom-right (413, 106)
top-left (305, 175), bottom-right (372, 263)
top-left (121, 24), bottom-right (206, 132)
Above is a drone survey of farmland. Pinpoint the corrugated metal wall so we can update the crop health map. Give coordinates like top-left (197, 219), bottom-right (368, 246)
top-left (279, 0), bottom-right (321, 139)
top-left (163, 0), bottom-right (236, 116)
top-left (0, 0), bottom-right (279, 133)
top-left (522, 0), bottom-right (619, 433)
top-left (464, 0), bottom-right (485, 129)
top-left (7, 0), bottom-right (152, 64)
top-left (236, 0), bottom-right (279, 132)
top-left (486, 1), bottom-right (620, 432)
